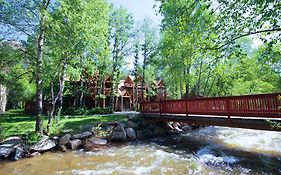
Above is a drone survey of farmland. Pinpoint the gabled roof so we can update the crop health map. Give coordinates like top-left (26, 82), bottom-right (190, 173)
top-left (104, 76), bottom-right (112, 82)
top-left (157, 80), bottom-right (165, 87)
top-left (122, 90), bottom-right (131, 97)
top-left (124, 75), bottom-right (134, 85)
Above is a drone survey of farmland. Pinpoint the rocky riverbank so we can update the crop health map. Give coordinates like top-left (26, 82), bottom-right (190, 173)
top-left (0, 115), bottom-right (193, 161)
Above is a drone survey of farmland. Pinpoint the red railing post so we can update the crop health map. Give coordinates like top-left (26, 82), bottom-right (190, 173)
top-left (226, 97), bottom-right (231, 124)
top-left (186, 99), bottom-right (189, 117)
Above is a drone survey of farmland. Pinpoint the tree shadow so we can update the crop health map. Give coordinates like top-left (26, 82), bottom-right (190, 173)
top-left (1, 113), bottom-right (35, 123)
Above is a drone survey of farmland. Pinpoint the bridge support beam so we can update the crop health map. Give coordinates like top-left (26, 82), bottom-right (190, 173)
top-left (142, 114), bottom-right (281, 131)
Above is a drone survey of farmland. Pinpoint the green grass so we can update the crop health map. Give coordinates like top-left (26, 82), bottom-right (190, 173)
top-left (0, 109), bottom-right (126, 140)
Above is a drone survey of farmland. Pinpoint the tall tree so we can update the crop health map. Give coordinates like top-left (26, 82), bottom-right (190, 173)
top-left (108, 6), bottom-right (133, 110)
top-left (139, 17), bottom-right (159, 101)
top-left (44, 0), bottom-right (109, 129)
top-left (0, 0), bottom-right (54, 133)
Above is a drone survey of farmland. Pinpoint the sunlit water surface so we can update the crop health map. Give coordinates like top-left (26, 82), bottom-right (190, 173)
top-left (1, 126), bottom-right (281, 175)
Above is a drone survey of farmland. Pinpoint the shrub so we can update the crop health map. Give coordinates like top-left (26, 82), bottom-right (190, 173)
top-left (87, 107), bottom-right (113, 115)
top-left (24, 132), bottom-right (43, 145)
top-left (61, 107), bottom-right (113, 116)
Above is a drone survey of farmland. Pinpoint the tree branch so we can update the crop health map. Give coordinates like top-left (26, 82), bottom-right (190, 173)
top-left (218, 28), bottom-right (281, 50)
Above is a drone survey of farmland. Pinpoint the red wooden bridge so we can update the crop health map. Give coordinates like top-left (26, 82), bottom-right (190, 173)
top-left (141, 93), bottom-right (281, 131)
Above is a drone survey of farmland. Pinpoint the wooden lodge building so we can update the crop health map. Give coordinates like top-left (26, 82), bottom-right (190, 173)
top-left (89, 75), bottom-right (167, 111)
top-left (25, 75), bottom-right (167, 114)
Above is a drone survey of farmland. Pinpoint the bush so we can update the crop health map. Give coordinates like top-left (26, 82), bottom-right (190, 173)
top-left (61, 107), bottom-right (113, 116)
top-left (24, 132), bottom-right (42, 145)
top-left (87, 107), bottom-right (113, 115)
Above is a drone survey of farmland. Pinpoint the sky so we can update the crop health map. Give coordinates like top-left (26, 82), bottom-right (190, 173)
top-left (107, 0), bottom-right (162, 25)
top-left (107, 0), bottom-right (162, 70)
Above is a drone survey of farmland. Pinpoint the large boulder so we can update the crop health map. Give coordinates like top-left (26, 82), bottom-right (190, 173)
top-left (68, 139), bottom-right (82, 150)
top-left (110, 125), bottom-right (126, 141)
top-left (59, 134), bottom-right (71, 146)
top-left (11, 146), bottom-right (25, 161)
top-left (125, 128), bottom-right (137, 140)
top-left (81, 124), bottom-right (95, 133)
top-left (127, 120), bottom-right (138, 129)
top-left (83, 137), bottom-right (108, 151)
top-left (136, 131), bottom-right (144, 140)
top-left (30, 136), bottom-right (56, 153)
top-left (153, 126), bottom-right (166, 135)
top-left (142, 129), bottom-right (153, 138)
top-left (71, 132), bottom-right (92, 140)
top-left (0, 137), bottom-right (22, 159)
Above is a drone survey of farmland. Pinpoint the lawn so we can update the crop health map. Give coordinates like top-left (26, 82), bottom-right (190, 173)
top-left (0, 109), bottom-right (127, 140)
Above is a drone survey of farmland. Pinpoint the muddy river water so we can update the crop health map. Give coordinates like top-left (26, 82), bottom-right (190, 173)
top-left (1, 126), bottom-right (281, 175)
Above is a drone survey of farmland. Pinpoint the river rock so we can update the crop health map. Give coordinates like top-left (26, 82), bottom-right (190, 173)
top-left (182, 125), bottom-right (192, 132)
top-left (30, 136), bottom-right (56, 153)
top-left (69, 139), bottom-right (82, 150)
top-left (81, 124), bottom-right (95, 133)
top-left (125, 128), bottom-right (137, 140)
top-left (136, 131), bottom-right (144, 140)
top-left (59, 145), bottom-right (68, 152)
top-left (104, 121), bottom-right (119, 127)
top-left (71, 132), bottom-right (92, 140)
top-left (62, 129), bottom-right (74, 134)
top-left (153, 126), bottom-right (166, 135)
top-left (30, 152), bottom-right (41, 157)
top-left (110, 125), bottom-right (126, 141)
top-left (0, 137), bottom-right (22, 159)
top-left (83, 137), bottom-right (108, 151)
top-left (142, 129), bottom-right (153, 138)
top-left (12, 146), bottom-right (24, 161)
top-left (59, 134), bottom-right (71, 146)
top-left (127, 120), bottom-right (138, 129)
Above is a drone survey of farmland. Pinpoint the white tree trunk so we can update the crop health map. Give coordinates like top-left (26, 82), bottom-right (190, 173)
top-left (0, 84), bottom-right (7, 114)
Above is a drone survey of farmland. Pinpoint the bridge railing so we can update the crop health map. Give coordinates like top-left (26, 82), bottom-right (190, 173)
top-left (141, 93), bottom-right (281, 118)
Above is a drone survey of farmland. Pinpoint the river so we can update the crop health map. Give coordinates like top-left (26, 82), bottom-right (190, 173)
top-left (1, 126), bottom-right (281, 175)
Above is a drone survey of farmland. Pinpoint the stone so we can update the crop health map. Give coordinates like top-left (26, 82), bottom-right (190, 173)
top-left (0, 137), bottom-right (22, 159)
top-left (69, 139), bottom-right (82, 150)
top-left (12, 146), bottom-right (24, 161)
top-left (59, 134), bottom-right (71, 146)
top-left (71, 132), bottom-right (92, 140)
top-left (136, 131), bottom-right (144, 140)
top-left (181, 125), bottom-right (192, 132)
top-left (81, 124), bottom-right (95, 133)
top-left (83, 137), bottom-right (108, 151)
top-left (174, 126), bottom-right (183, 132)
top-left (110, 125), bottom-right (126, 141)
top-left (142, 129), bottom-right (153, 138)
top-left (125, 128), bottom-right (137, 140)
top-left (62, 129), bottom-right (74, 134)
top-left (104, 121), bottom-right (119, 127)
top-left (59, 145), bottom-right (67, 152)
top-left (127, 120), bottom-right (138, 129)
top-left (30, 152), bottom-right (41, 157)
top-left (153, 126), bottom-right (166, 135)
top-left (30, 136), bottom-right (56, 153)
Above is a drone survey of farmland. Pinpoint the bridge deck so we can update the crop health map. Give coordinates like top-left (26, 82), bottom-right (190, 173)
top-left (141, 93), bottom-right (281, 131)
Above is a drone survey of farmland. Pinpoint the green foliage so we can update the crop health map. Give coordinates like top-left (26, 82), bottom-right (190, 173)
top-left (94, 123), bottom-right (109, 138)
top-left (24, 132), bottom-right (42, 145)
top-left (109, 6), bottom-right (134, 98)
top-left (61, 107), bottom-right (113, 116)
top-left (157, 0), bottom-right (281, 98)
top-left (45, 122), bottom-right (65, 136)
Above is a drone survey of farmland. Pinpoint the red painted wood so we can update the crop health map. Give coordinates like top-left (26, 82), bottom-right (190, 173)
top-left (141, 93), bottom-right (281, 118)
